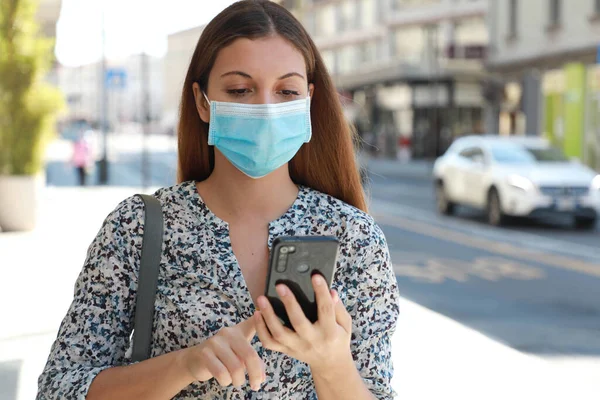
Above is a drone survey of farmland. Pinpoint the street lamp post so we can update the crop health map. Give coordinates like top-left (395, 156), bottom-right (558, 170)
top-left (141, 52), bottom-right (151, 190)
top-left (98, 7), bottom-right (109, 184)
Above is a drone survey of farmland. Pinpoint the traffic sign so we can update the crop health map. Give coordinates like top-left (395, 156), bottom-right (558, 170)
top-left (105, 68), bottom-right (127, 90)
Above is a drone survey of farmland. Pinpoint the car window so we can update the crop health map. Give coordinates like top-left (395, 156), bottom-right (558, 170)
top-left (489, 144), bottom-right (535, 164)
top-left (525, 147), bottom-right (569, 162)
top-left (459, 147), bottom-right (484, 161)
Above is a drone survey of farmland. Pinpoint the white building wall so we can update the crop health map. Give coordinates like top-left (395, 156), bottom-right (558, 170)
top-left (489, 0), bottom-right (600, 68)
top-left (163, 26), bottom-right (205, 127)
top-left (297, 0), bottom-right (487, 83)
top-left (37, 0), bottom-right (62, 37)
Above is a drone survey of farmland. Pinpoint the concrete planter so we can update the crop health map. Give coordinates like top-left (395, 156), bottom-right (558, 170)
top-left (0, 174), bottom-right (44, 232)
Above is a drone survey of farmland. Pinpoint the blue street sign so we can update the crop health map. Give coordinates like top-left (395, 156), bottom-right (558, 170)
top-left (105, 68), bottom-right (127, 90)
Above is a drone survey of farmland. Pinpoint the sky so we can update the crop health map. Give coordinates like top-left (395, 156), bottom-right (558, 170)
top-left (55, 0), bottom-right (238, 66)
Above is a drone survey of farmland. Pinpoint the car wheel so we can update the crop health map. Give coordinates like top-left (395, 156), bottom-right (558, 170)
top-left (487, 188), bottom-right (506, 226)
top-left (574, 217), bottom-right (597, 230)
top-left (436, 181), bottom-right (455, 215)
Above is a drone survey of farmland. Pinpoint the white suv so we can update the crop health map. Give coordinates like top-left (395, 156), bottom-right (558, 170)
top-left (433, 135), bottom-right (600, 229)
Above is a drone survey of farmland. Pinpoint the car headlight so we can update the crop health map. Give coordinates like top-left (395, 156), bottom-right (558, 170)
top-left (592, 175), bottom-right (600, 191)
top-left (507, 174), bottom-right (536, 192)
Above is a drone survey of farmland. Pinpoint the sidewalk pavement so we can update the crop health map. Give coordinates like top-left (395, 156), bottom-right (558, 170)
top-left (1, 186), bottom-right (598, 399)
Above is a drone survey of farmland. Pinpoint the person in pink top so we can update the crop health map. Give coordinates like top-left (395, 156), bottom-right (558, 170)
top-left (71, 131), bottom-right (93, 186)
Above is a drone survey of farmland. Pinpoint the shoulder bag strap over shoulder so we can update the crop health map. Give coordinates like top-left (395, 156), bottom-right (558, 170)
top-left (132, 194), bottom-right (164, 362)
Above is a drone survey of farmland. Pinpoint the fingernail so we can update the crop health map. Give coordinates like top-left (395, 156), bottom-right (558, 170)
top-left (276, 284), bottom-right (288, 297)
top-left (258, 297), bottom-right (268, 309)
top-left (314, 275), bottom-right (324, 286)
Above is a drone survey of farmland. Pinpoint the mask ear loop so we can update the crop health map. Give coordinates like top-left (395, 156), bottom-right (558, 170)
top-left (202, 92), bottom-right (211, 105)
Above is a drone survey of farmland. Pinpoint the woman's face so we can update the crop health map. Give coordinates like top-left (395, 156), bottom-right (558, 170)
top-left (193, 34), bottom-right (314, 123)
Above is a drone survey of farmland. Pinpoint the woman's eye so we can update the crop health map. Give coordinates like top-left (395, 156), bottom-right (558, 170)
top-left (227, 88), bottom-right (251, 97)
top-left (279, 90), bottom-right (301, 97)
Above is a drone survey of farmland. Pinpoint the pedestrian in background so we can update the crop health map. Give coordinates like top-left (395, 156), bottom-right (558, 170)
top-left (71, 131), bottom-right (94, 186)
top-left (37, 1), bottom-right (399, 399)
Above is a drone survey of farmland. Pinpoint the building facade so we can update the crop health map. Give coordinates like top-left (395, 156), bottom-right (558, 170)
top-left (163, 25), bottom-right (205, 134)
top-left (487, 0), bottom-right (600, 171)
top-left (283, 0), bottom-right (489, 158)
top-left (57, 55), bottom-right (164, 131)
top-left (36, 0), bottom-right (62, 87)
top-left (37, 0), bottom-right (62, 38)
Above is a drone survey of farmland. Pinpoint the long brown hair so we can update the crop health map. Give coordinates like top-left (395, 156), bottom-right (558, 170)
top-left (177, 0), bottom-right (367, 212)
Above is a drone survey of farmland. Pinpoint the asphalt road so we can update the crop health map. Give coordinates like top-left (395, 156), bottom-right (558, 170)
top-left (367, 172), bottom-right (600, 358)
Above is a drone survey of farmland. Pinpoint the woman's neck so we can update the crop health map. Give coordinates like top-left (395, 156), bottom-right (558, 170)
top-left (197, 164), bottom-right (299, 224)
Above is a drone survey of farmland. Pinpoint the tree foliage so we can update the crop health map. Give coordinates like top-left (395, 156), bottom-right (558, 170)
top-left (0, 0), bottom-right (65, 175)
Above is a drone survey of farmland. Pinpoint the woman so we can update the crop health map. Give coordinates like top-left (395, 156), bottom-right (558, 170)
top-left (37, 1), bottom-right (399, 399)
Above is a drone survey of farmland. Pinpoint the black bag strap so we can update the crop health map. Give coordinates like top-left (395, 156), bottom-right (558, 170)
top-left (132, 194), bottom-right (164, 362)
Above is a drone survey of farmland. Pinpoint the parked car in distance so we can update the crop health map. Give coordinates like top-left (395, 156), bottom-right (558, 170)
top-left (433, 135), bottom-right (600, 229)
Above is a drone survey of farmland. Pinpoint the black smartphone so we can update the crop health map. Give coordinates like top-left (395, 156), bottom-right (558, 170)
top-left (264, 235), bottom-right (339, 330)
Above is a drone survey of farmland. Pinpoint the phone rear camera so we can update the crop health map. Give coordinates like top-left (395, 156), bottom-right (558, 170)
top-left (280, 247), bottom-right (289, 254)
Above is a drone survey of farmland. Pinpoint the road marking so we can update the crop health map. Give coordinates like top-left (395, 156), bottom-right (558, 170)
top-left (373, 212), bottom-right (600, 278)
top-left (371, 198), bottom-right (600, 262)
top-left (391, 252), bottom-right (546, 284)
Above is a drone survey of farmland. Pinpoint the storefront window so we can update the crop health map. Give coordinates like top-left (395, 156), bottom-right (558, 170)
top-left (586, 66), bottom-right (600, 171)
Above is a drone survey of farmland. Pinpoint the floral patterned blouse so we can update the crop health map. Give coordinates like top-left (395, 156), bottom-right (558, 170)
top-left (36, 181), bottom-right (400, 399)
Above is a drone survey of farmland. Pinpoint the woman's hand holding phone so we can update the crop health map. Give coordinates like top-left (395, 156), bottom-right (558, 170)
top-left (254, 274), bottom-right (354, 380)
top-left (181, 318), bottom-right (266, 391)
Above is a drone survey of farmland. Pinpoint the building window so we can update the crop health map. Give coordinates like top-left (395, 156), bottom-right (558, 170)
top-left (390, 0), bottom-right (440, 10)
top-left (358, 41), bottom-right (377, 64)
top-left (393, 26), bottom-right (426, 64)
top-left (548, 0), bottom-right (561, 27)
top-left (321, 50), bottom-right (336, 75)
top-left (359, 0), bottom-right (376, 28)
top-left (315, 5), bottom-right (336, 37)
top-left (338, 45), bottom-right (358, 74)
top-left (338, 1), bottom-right (356, 32)
top-left (508, 0), bottom-right (518, 38)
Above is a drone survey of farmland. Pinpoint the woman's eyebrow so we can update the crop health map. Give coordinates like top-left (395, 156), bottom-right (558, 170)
top-left (220, 71), bottom-right (305, 80)
top-left (220, 71), bottom-right (252, 78)
top-left (277, 72), bottom-right (305, 80)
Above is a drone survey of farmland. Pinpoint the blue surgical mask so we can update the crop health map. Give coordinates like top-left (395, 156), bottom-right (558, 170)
top-left (204, 93), bottom-right (312, 179)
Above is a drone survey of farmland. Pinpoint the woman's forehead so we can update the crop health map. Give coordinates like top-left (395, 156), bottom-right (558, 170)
top-left (211, 36), bottom-right (307, 79)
